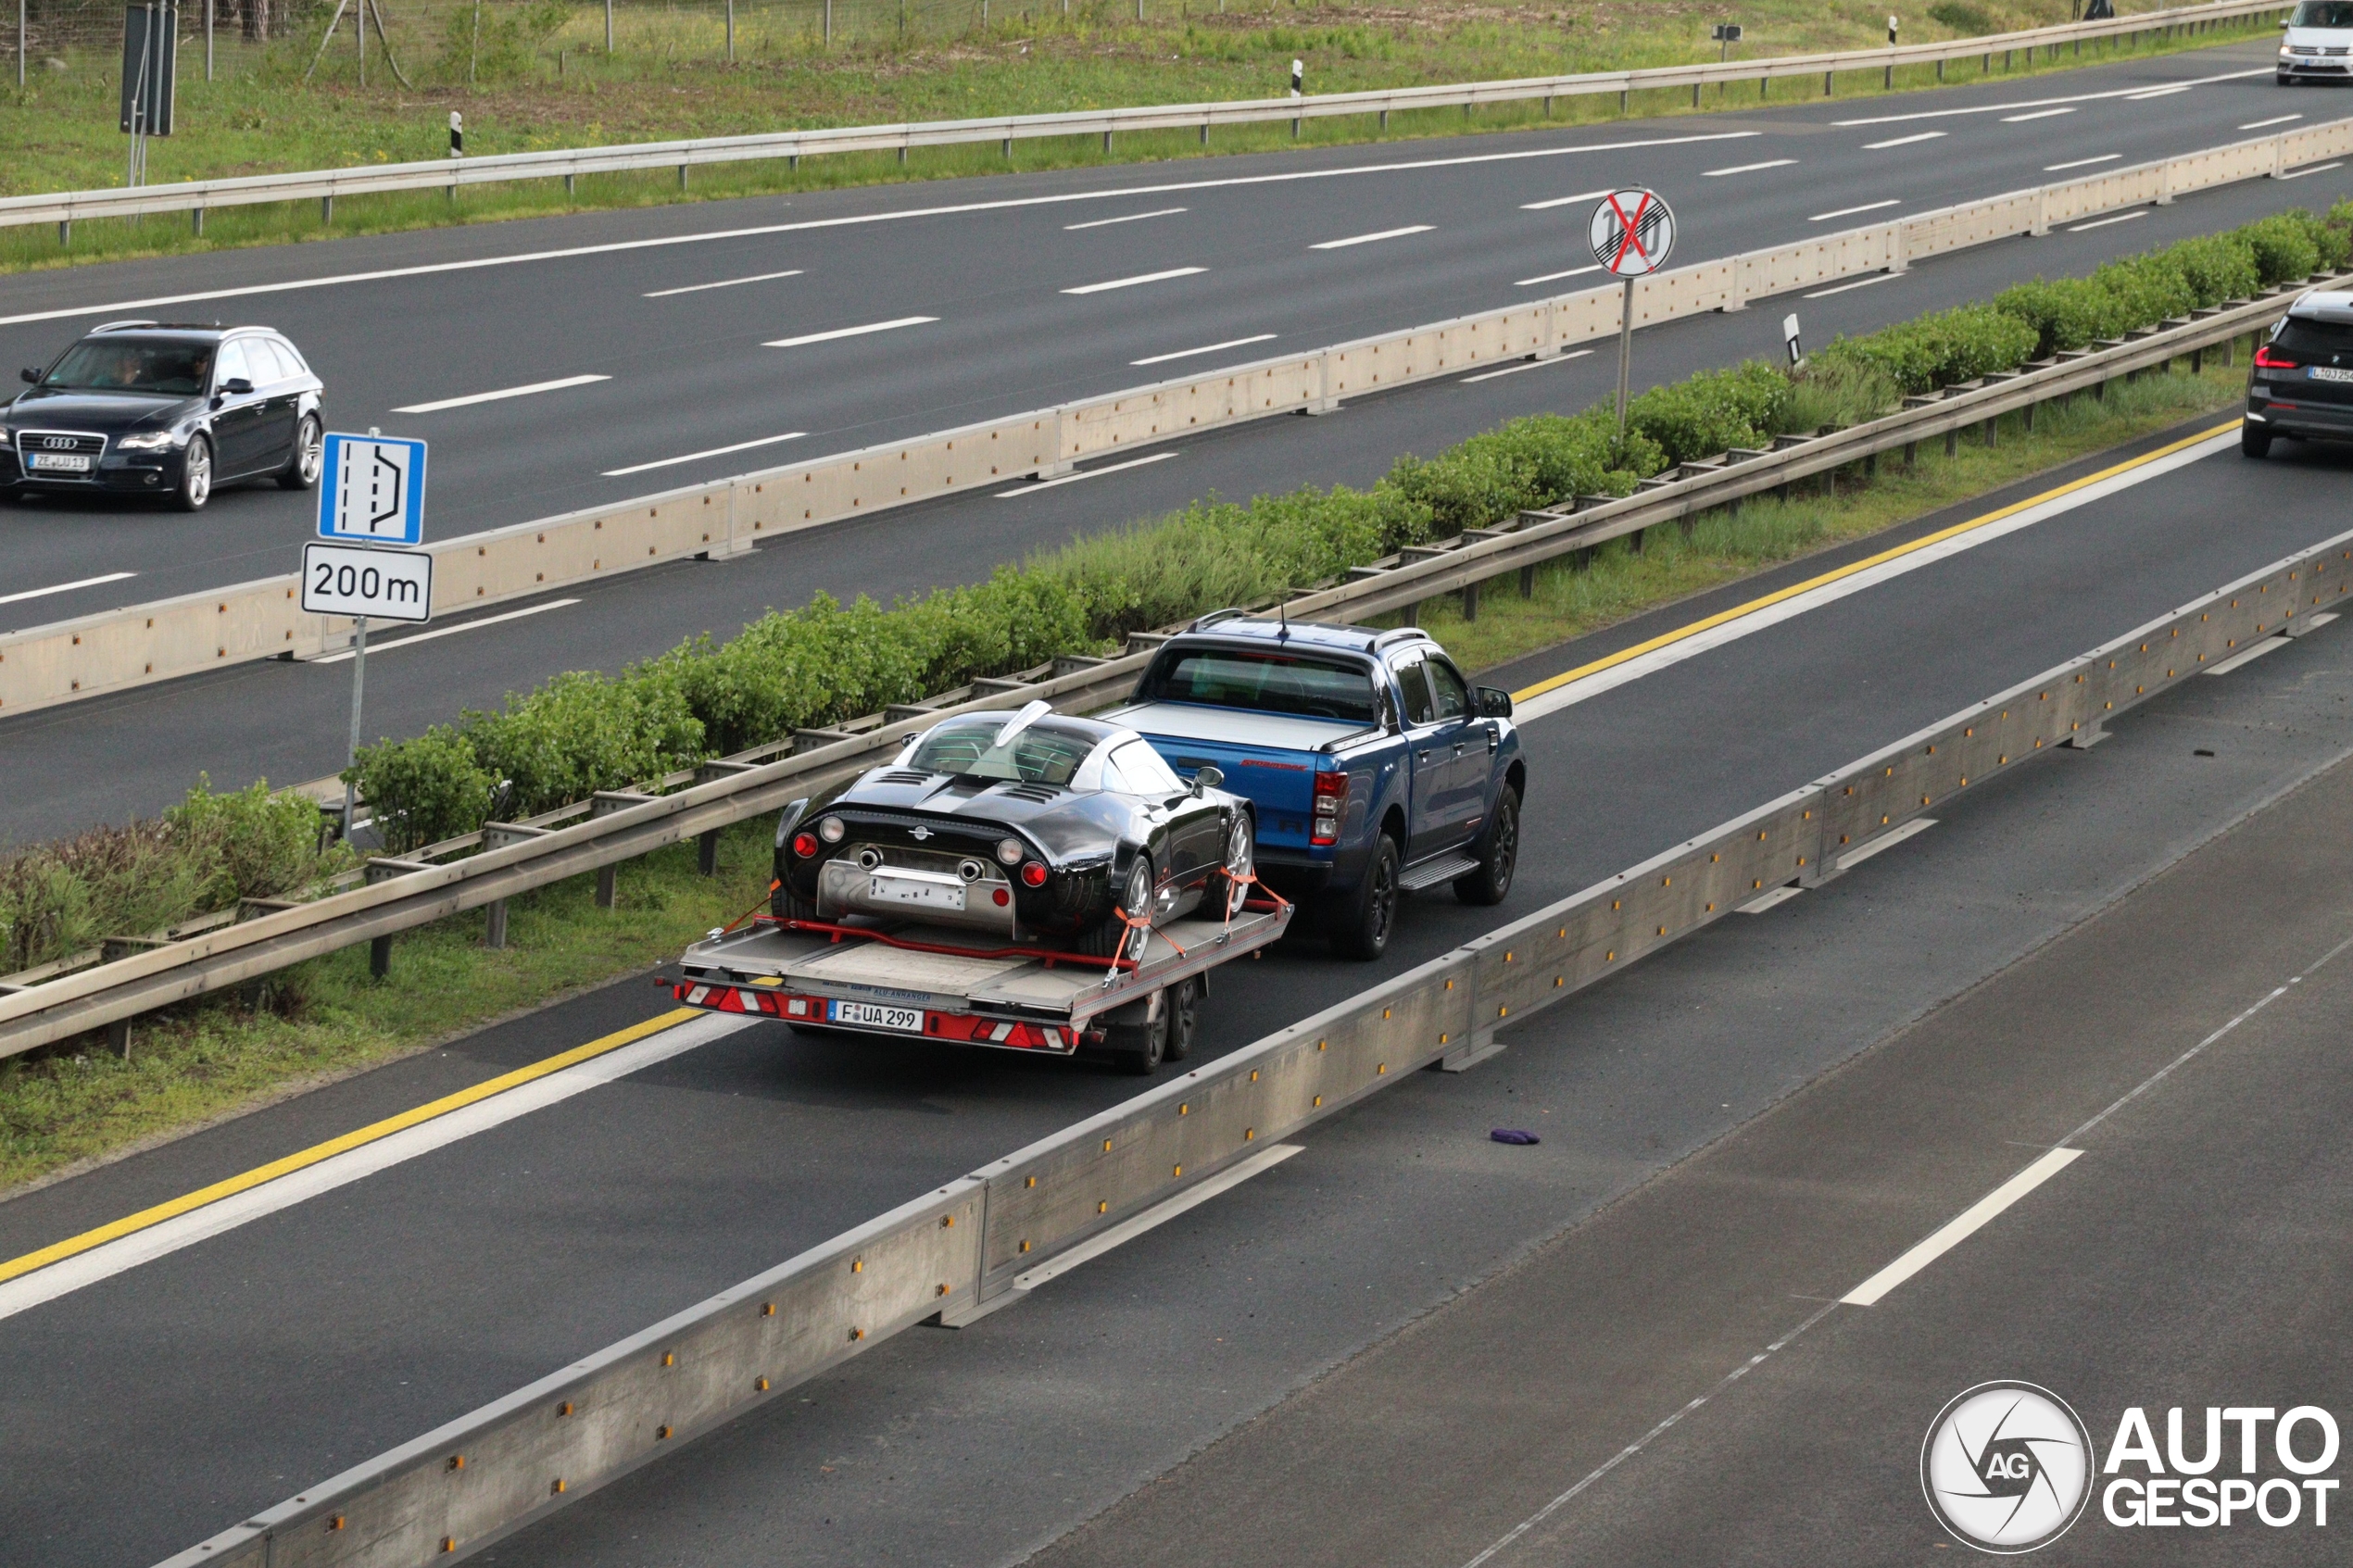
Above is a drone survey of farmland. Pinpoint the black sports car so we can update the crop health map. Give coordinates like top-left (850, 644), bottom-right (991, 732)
top-left (774, 702), bottom-right (1256, 960)
top-left (1, 320), bottom-right (325, 511)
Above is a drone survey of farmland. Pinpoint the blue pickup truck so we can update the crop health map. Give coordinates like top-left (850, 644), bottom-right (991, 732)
top-left (1105, 614), bottom-right (1524, 960)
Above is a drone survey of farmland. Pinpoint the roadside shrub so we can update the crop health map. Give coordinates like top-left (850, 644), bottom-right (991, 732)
top-left (464, 669), bottom-right (706, 819)
top-left (163, 777), bottom-right (339, 903)
top-left (1629, 360), bottom-right (1792, 458)
top-left (348, 725), bottom-right (496, 853)
top-left (2245, 212), bottom-right (2322, 286)
top-left (1817, 303), bottom-right (2038, 396)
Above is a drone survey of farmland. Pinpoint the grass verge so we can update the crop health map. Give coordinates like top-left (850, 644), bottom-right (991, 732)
top-left (0, 356), bottom-right (2246, 1202)
top-left (0, 5), bottom-right (2271, 277)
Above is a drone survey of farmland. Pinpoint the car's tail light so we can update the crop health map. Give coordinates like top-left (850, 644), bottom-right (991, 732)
top-left (1020, 861), bottom-right (1049, 887)
top-left (790, 833), bottom-right (819, 858)
top-left (2255, 345), bottom-right (2300, 370)
top-left (1312, 771), bottom-right (1348, 847)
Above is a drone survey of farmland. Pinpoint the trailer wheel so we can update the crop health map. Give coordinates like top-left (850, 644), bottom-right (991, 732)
top-left (1164, 977), bottom-right (1201, 1062)
top-left (1105, 997), bottom-right (1169, 1075)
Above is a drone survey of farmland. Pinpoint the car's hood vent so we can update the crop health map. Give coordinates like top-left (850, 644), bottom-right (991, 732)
top-left (997, 782), bottom-right (1063, 803)
top-left (878, 770), bottom-right (933, 785)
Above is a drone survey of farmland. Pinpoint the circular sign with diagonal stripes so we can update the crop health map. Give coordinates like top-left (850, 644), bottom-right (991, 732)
top-left (1589, 188), bottom-right (1676, 277)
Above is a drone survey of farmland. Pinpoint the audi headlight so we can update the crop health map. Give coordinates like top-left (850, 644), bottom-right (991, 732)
top-left (116, 430), bottom-right (176, 451)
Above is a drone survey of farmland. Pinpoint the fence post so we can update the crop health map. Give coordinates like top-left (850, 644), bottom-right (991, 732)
top-left (204, 0), bottom-right (213, 81)
top-left (824, 0), bottom-right (832, 44)
top-left (605, 0), bottom-right (612, 51)
top-left (726, 0), bottom-right (735, 60)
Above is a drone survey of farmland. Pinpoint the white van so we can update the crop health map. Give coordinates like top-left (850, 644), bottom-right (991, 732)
top-left (2280, 0), bottom-right (2353, 83)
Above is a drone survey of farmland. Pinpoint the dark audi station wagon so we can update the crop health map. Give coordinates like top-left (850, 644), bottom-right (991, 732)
top-left (2243, 292), bottom-right (2353, 458)
top-left (1, 320), bottom-right (325, 511)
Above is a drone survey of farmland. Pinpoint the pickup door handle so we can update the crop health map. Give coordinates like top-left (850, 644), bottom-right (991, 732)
top-left (1416, 749), bottom-right (1431, 762)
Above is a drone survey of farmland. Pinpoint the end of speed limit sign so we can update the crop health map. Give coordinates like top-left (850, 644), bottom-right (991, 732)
top-left (1590, 189), bottom-right (1676, 277)
top-left (301, 541), bottom-right (434, 624)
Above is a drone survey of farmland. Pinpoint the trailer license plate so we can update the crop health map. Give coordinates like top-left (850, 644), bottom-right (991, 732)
top-left (867, 872), bottom-right (965, 911)
top-left (28, 452), bottom-right (91, 471)
top-left (2313, 366), bottom-right (2353, 383)
top-left (830, 999), bottom-right (925, 1034)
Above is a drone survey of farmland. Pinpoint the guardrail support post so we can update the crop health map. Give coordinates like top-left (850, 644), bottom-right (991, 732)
top-left (1944, 427), bottom-right (1958, 458)
top-left (1692, 83), bottom-right (1700, 107)
top-left (107, 1018), bottom-right (132, 1060)
top-left (679, 164), bottom-right (689, 188)
top-left (566, 173), bottom-right (576, 195)
top-left (1982, 416), bottom-right (1997, 449)
top-left (1104, 132), bottom-right (1114, 153)
top-left (597, 865), bottom-right (618, 909)
top-left (1824, 69), bottom-right (1833, 95)
top-left (321, 195), bottom-right (333, 222)
top-left (698, 829), bottom-right (721, 876)
top-left (1461, 581), bottom-right (1480, 621)
top-left (193, 207), bottom-right (204, 235)
top-left (2022, 398), bottom-right (2036, 433)
top-left (370, 935), bottom-right (392, 979)
top-left (1379, 108), bottom-right (1390, 130)
top-left (484, 899), bottom-right (509, 949)
top-left (1519, 564), bottom-right (1536, 597)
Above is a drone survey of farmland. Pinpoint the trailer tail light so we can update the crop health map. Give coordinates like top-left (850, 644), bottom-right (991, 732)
top-left (1311, 770), bottom-right (1348, 846)
top-left (2255, 345), bottom-right (2300, 370)
top-left (790, 833), bottom-right (819, 858)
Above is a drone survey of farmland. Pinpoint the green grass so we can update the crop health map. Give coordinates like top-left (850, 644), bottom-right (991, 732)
top-left (0, 353), bottom-right (2247, 1199)
top-left (0, 0), bottom-right (2271, 275)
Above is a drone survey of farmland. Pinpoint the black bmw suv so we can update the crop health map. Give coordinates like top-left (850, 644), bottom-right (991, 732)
top-left (0, 320), bottom-right (325, 511)
top-left (2243, 292), bottom-right (2353, 458)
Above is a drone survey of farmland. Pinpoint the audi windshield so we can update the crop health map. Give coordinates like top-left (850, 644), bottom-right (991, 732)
top-left (38, 340), bottom-right (215, 396)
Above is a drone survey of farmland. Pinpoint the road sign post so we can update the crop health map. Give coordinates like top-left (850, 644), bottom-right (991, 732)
top-left (314, 428), bottom-right (429, 838)
top-left (1589, 188), bottom-right (1677, 438)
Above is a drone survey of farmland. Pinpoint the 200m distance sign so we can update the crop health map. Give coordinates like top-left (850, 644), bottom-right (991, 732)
top-left (1590, 189), bottom-right (1676, 277)
top-left (301, 541), bottom-right (434, 623)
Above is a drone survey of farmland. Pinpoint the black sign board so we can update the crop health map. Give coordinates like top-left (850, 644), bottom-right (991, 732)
top-left (119, 3), bottom-right (177, 137)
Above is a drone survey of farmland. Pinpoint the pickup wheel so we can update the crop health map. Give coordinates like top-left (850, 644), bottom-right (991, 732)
top-left (1331, 836), bottom-right (1400, 961)
top-left (1453, 786), bottom-right (1520, 907)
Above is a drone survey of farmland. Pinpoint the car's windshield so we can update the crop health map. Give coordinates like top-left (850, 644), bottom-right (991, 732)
top-left (40, 339), bottom-right (213, 396)
top-left (2273, 318), bottom-right (2353, 359)
top-left (1139, 648), bottom-right (1379, 723)
top-left (907, 718), bottom-right (1099, 784)
top-left (2291, 1), bottom-right (2353, 26)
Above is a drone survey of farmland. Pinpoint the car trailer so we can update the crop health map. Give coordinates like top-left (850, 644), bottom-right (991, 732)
top-left (669, 899), bottom-right (1292, 1074)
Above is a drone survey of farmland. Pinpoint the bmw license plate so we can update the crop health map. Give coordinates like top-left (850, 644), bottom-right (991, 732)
top-left (2312, 367), bottom-right (2353, 383)
top-left (867, 871), bottom-right (965, 911)
top-left (830, 999), bottom-right (925, 1034)
top-left (28, 452), bottom-right (91, 471)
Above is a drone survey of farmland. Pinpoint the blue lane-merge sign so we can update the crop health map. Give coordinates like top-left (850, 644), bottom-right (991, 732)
top-left (318, 433), bottom-right (428, 546)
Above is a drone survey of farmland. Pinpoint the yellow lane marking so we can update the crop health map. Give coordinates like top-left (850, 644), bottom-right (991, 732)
top-left (1511, 418), bottom-right (2244, 705)
top-left (0, 1007), bottom-right (700, 1287)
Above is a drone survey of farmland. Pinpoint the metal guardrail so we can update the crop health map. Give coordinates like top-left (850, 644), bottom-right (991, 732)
top-left (4, 275), bottom-right (2337, 1066)
top-left (156, 491), bottom-right (2353, 1568)
top-left (0, 1), bottom-right (2284, 235)
top-left (5, 113), bottom-right (2347, 723)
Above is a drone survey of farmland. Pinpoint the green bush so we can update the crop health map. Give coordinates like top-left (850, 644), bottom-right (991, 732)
top-left (348, 726), bottom-right (496, 853)
top-left (1816, 303), bottom-right (2039, 396)
top-left (164, 777), bottom-right (337, 904)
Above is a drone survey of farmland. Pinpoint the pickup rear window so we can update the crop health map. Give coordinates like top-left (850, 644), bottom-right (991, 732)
top-left (1140, 648), bottom-right (1378, 723)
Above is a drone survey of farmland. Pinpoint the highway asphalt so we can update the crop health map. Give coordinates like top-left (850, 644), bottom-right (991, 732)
top-left (7, 79), bottom-right (2353, 847)
top-left (3, 404), bottom-right (2351, 1565)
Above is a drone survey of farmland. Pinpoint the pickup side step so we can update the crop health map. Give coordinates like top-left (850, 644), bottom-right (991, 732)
top-left (1397, 852), bottom-right (1480, 892)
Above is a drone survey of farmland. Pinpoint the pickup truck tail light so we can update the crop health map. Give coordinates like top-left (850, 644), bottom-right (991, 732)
top-left (1311, 770), bottom-right (1348, 847)
top-left (2255, 345), bottom-right (2300, 370)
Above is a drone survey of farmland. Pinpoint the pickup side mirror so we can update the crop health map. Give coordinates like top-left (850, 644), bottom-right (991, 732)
top-left (1193, 765), bottom-right (1224, 794)
top-left (1477, 686), bottom-right (1515, 720)
top-left (19, 367), bottom-right (37, 384)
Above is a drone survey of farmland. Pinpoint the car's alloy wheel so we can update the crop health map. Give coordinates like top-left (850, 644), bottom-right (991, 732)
top-left (175, 437), bottom-right (212, 512)
top-left (280, 415), bottom-right (323, 491)
top-left (1455, 787), bottom-right (1520, 907)
top-left (1219, 813), bottom-right (1254, 919)
top-left (1335, 836), bottom-right (1400, 960)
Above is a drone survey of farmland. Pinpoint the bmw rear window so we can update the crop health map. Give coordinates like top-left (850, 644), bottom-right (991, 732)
top-left (1140, 649), bottom-right (1378, 723)
top-left (2273, 318), bottom-right (2353, 360)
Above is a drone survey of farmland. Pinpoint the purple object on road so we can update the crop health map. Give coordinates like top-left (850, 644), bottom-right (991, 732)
top-left (1491, 1128), bottom-right (1541, 1146)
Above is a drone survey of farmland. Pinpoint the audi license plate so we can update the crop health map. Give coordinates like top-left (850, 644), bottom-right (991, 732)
top-left (868, 871), bottom-right (965, 911)
top-left (829, 999), bottom-right (925, 1034)
top-left (2313, 367), bottom-right (2353, 383)
top-left (28, 452), bottom-right (91, 471)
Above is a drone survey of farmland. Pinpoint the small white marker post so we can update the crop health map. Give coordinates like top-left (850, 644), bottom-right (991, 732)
top-left (312, 425), bottom-right (431, 841)
top-left (1589, 189), bottom-right (1677, 436)
top-left (1783, 312), bottom-right (1805, 368)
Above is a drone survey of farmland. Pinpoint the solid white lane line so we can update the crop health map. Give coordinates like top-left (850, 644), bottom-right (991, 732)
top-left (1063, 266), bottom-right (1207, 295)
top-left (0, 571), bottom-right (136, 608)
top-left (1703, 158), bottom-right (1797, 177)
top-left (0, 1011), bottom-right (750, 1323)
top-left (1797, 272), bottom-right (1910, 297)
top-left (763, 316), bottom-right (937, 347)
top-left (2001, 107), bottom-right (2077, 122)
top-left (1840, 1148), bottom-right (2084, 1307)
top-left (2070, 210), bottom-right (2148, 232)
top-left (1516, 264), bottom-right (1604, 286)
top-left (1063, 206), bottom-right (1189, 229)
top-left (1461, 348), bottom-right (1594, 383)
top-left (642, 268), bottom-right (803, 297)
top-left (393, 373), bottom-right (610, 414)
top-left (1804, 272), bottom-right (1908, 298)
top-left (313, 599), bottom-right (582, 663)
top-left (1809, 199), bottom-right (1900, 222)
top-left (1512, 428), bottom-right (2237, 725)
top-left (601, 430), bottom-right (809, 476)
top-left (994, 449), bottom-right (1176, 497)
top-left (1130, 333), bottom-right (1277, 366)
top-left (2242, 113), bottom-right (2304, 130)
top-left (0, 131), bottom-right (1762, 330)
top-left (1311, 224), bottom-right (1435, 250)
top-left (1519, 189), bottom-right (1612, 210)
top-left (1863, 131), bottom-right (1945, 150)
top-left (1835, 817), bottom-right (1936, 871)
top-left (1831, 65), bottom-right (2273, 126)
top-left (1013, 1145), bottom-right (1303, 1290)
top-left (2279, 160), bottom-right (2347, 181)
top-left (2045, 152), bottom-right (2122, 171)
